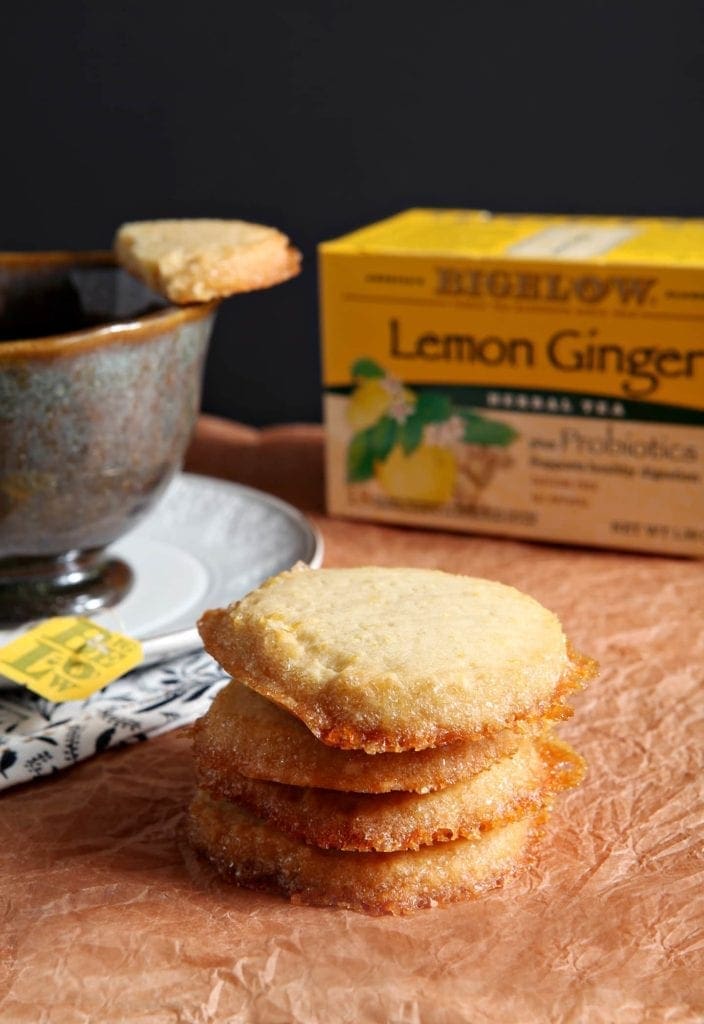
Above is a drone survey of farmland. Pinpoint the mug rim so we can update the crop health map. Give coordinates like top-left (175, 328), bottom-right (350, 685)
top-left (0, 250), bottom-right (218, 358)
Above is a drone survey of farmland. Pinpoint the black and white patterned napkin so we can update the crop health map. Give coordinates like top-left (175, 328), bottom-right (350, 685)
top-left (0, 650), bottom-right (228, 790)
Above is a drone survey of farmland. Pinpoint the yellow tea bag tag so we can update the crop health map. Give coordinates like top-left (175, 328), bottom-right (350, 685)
top-left (0, 617), bottom-right (143, 701)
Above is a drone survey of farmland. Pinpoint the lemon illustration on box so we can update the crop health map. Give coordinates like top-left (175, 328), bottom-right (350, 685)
top-left (346, 359), bottom-right (517, 507)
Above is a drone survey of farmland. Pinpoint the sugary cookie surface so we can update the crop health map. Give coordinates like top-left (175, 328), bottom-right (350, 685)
top-left (193, 680), bottom-right (541, 793)
top-left (197, 566), bottom-right (576, 752)
top-left (187, 789), bottom-right (539, 915)
top-left (195, 735), bottom-right (582, 853)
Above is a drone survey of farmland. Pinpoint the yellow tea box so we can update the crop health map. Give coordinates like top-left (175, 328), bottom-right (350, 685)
top-left (319, 209), bottom-right (704, 556)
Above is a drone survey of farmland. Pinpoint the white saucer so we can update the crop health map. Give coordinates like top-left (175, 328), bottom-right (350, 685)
top-left (0, 472), bottom-right (323, 667)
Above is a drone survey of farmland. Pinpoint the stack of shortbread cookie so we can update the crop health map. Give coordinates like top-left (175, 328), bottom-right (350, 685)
top-left (188, 566), bottom-right (596, 914)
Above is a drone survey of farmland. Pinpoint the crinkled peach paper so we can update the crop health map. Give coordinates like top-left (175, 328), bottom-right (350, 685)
top-left (1, 418), bottom-right (702, 1024)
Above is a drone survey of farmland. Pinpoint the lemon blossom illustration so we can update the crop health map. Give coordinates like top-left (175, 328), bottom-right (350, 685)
top-left (347, 376), bottom-right (415, 431)
top-left (424, 415), bottom-right (466, 447)
top-left (346, 359), bottom-right (518, 507)
top-left (382, 377), bottom-right (416, 425)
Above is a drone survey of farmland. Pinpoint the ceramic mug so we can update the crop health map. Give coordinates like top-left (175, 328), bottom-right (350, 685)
top-left (0, 252), bottom-right (217, 623)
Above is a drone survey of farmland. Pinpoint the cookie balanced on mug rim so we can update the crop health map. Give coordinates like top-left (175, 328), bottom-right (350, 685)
top-left (115, 218), bottom-right (301, 303)
top-left (197, 566), bottom-right (596, 754)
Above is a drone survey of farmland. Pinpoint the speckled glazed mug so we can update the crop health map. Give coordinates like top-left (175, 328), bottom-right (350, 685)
top-left (0, 252), bottom-right (217, 623)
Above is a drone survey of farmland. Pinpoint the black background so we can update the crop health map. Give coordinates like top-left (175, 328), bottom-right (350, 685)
top-left (2, 1), bottom-right (702, 425)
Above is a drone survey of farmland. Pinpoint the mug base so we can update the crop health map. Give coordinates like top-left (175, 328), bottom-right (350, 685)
top-left (0, 551), bottom-right (134, 625)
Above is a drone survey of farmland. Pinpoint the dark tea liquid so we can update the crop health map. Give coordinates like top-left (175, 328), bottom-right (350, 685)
top-left (0, 262), bottom-right (165, 341)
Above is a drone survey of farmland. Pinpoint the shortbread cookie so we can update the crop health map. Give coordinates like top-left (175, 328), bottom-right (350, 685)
top-left (115, 218), bottom-right (301, 303)
top-left (198, 566), bottom-right (596, 753)
top-left (196, 736), bottom-right (583, 852)
top-left (187, 789), bottom-right (542, 915)
top-left (193, 680), bottom-right (544, 794)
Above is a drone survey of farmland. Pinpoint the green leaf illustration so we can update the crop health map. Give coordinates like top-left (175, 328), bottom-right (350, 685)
top-left (347, 432), bottom-right (375, 482)
top-left (347, 417), bottom-right (398, 482)
top-left (458, 409), bottom-right (517, 446)
top-left (369, 415), bottom-right (398, 461)
top-left (415, 391), bottom-right (452, 424)
top-left (351, 358), bottom-right (385, 380)
top-left (399, 413), bottom-right (423, 455)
